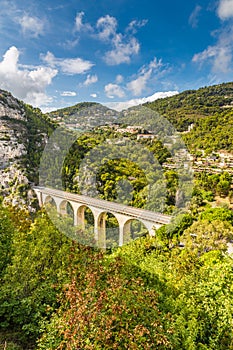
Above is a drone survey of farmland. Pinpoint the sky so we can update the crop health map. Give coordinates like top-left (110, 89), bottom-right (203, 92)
top-left (0, 0), bottom-right (233, 112)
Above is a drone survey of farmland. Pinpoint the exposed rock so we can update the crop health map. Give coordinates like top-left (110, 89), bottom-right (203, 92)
top-left (0, 90), bottom-right (52, 210)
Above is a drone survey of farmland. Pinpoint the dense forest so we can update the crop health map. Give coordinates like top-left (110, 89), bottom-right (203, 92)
top-left (0, 200), bottom-right (233, 349)
top-left (0, 83), bottom-right (233, 349)
top-left (119, 82), bottom-right (233, 152)
top-left (147, 83), bottom-right (233, 153)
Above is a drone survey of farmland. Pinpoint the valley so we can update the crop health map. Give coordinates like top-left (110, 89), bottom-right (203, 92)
top-left (0, 82), bottom-right (233, 349)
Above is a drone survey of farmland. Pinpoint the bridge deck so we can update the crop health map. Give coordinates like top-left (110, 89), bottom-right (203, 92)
top-left (34, 186), bottom-right (171, 225)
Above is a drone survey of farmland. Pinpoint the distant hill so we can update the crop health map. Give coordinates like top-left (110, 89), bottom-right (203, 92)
top-left (48, 102), bottom-right (118, 130)
top-left (120, 82), bottom-right (233, 153)
top-left (144, 82), bottom-right (233, 129)
top-left (48, 83), bottom-right (233, 153)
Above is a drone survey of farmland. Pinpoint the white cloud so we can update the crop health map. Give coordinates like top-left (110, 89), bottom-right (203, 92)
top-left (104, 91), bottom-right (179, 111)
top-left (26, 92), bottom-right (53, 106)
top-left (18, 14), bottom-right (45, 37)
top-left (127, 58), bottom-right (164, 96)
top-left (192, 46), bottom-right (218, 63)
top-left (75, 11), bottom-right (93, 32)
top-left (0, 3), bottom-right (46, 39)
top-left (192, 27), bottom-right (233, 73)
top-left (41, 51), bottom-right (94, 75)
top-left (60, 58), bottom-right (94, 75)
top-left (212, 46), bottom-right (232, 72)
top-left (75, 11), bottom-right (85, 31)
top-left (189, 5), bottom-right (202, 28)
top-left (103, 57), bottom-right (167, 101)
top-left (96, 15), bottom-right (118, 40)
top-left (0, 46), bottom-right (57, 107)
top-left (192, 45), bottom-right (232, 73)
top-left (116, 74), bottom-right (124, 83)
top-left (127, 71), bottom-right (151, 96)
top-left (71, 13), bottom-right (146, 65)
top-left (217, 0), bottom-right (233, 20)
top-left (61, 91), bottom-right (77, 97)
top-left (83, 74), bottom-right (98, 86)
top-left (126, 19), bottom-right (148, 33)
top-left (62, 38), bottom-right (79, 50)
top-left (105, 83), bottom-right (125, 98)
top-left (41, 51), bottom-right (56, 66)
top-left (104, 36), bottom-right (140, 65)
top-left (90, 93), bottom-right (97, 98)
top-left (95, 15), bottom-right (144, 65)
top-left (40, 106), bottom-right (58, 113)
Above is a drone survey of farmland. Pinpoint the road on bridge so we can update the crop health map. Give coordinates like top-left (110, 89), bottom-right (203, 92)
top-left (34, 186), bottom-right (171, 225)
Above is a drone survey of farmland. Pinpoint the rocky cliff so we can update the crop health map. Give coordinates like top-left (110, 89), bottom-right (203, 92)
top-left (0, 90), bottom-right (53, 210)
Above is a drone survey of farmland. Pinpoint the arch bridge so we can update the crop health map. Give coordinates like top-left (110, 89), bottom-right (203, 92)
top-left (33, 186), bottom-right (171, 248)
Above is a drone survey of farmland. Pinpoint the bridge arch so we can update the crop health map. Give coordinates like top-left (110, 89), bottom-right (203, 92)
top-left (123, 218), bottom-right (149, 245)
top-left (75, 205), bottom-right (95, 230)
top-left (33, 187), bottom-right (171, 248)
top-left (44, 195), bottom-right (57, 209)
top-left (59, 200), bottom-right (74, 220)
top-left (97, 211), bottom-right (120, 248)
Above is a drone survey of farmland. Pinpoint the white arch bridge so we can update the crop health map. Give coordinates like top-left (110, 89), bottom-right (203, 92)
top-left (33, 186), bottom-right (171, 248)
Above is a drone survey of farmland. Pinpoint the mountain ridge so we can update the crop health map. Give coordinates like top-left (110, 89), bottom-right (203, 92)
top-left (1, 81), bottom-right (233, 208)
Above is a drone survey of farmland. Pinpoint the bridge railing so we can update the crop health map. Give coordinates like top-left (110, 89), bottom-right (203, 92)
top-left (33, 186), bottom-right (171, 225)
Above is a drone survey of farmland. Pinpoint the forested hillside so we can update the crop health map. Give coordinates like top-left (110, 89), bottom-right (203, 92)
top-left (118, 82), bottom-right (233, 152)
top-left (0, 83), bottom-right (233, 349)
top-left (48, 83), bottom-right (233, 155)
top-left (145, 82), bottom-right (233, 152)
top-left (145, 82), bottom-right (233, 129)
top-left (48, 102), bottom-right (118, 130)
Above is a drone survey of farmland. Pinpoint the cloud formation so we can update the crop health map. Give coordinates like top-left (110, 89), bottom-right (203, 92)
top-left (75, 11), bottom-right (93, 32)
top-left (83, 74), bottom-right (98, 86)
top-left (17, 14), bottom-right (45, 37)
top-left (96, 15), bottom-right (118, 40)
top-left (41, 51), bottom-right (94, 75)
top-left (0, 46), bottom-right (57, 107)
top-left (0, 3), bottom-right (46, 38)
top-left (104, 36), bottom-right (140, 65)
top-left (127, 58), bottom-right (164, 96)
top-left (105, 83), bottom-right (125, 98)
top-left (96, 15), bottom-right (141, 65)
top-left (189, 5), bottom-right (202, 28)
top-left (192, 1), bottom-right (233, 75)
top-left (116, 74), bottom-right (124, 83)
top-left (104, 91), bottom-right (179, 111)
top-left (75, 13), bottom-right (146, 65)
top-left (126, 19), bottom-right (148, 34)
top-left (192, 26), bottom-right (233, 73)
top-left (60, 91), bottom-right (77, 97)
top-left (104, 57), bottom-right (167, 99)
top-left (217, 0), bottom-right (233, 20)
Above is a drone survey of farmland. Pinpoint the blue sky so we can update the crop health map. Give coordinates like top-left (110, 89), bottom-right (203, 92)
top-left (0, 0), bottom-right (233, 111)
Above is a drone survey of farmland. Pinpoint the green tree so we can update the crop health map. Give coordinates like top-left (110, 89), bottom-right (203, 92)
top-left (0, 211), bottom-right (72, 345)
top-left (182, 219), bottom-right (233, 254)
top-left (0, 205), bottom-right (17, 278)
top-left (200, 207), bottom-right (233, 225)
top-left (216, 179), bottom-right (231, 197)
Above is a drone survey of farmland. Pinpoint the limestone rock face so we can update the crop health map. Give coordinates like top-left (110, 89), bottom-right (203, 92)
top-left (0, 90), bottom-right (50, 210)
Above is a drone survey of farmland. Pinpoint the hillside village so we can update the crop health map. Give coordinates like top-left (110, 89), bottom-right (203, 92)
top-left (96, 123), bottom-right (233, 175)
